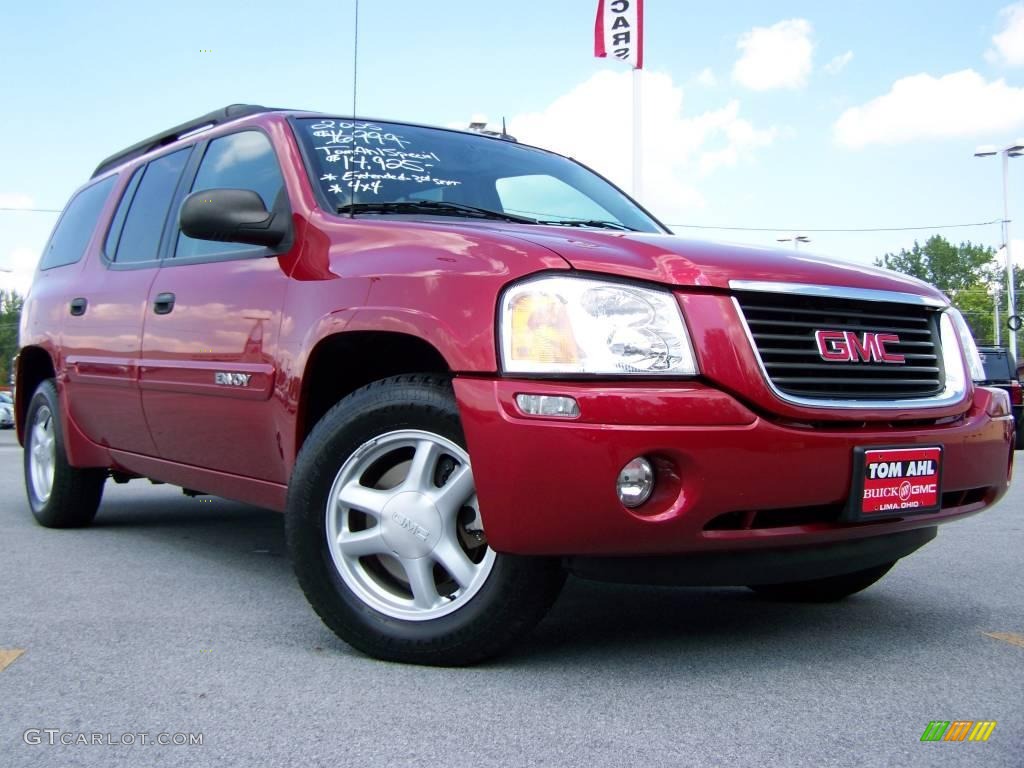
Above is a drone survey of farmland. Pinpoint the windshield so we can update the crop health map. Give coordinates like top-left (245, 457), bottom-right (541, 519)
top-left (293, 118), bottom-right (663, 233)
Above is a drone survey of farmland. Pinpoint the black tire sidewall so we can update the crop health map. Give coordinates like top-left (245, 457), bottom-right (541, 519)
top-left (286, 376), bottom-right (561, 663)
top-left (23, 379), bottom-right (104, 527)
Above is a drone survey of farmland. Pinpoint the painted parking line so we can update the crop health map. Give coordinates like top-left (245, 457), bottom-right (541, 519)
top-left (983, 631), bottom-right (1024, 649)
top-left (0, 649), bottom-right (25, 672)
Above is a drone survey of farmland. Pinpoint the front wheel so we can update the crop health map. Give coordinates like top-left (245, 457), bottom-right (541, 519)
top-left (747, 561), bottom-right (896, 602)
top-left (286, 375), bottom-right (565, 665)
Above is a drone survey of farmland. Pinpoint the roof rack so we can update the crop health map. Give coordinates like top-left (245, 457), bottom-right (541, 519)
top-left (91, 104), bottom-right (277, 178)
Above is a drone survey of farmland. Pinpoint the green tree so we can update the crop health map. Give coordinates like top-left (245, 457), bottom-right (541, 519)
top-left (875, 235), bottom-right (995, 292)
top-left (988, 257), bottom-right (1024, 353)
top-left (0, 290), bottom-right (24, 387)
top-left (954, 287), bottom-right (998, 345)
top-left (874, 235), bottom-right (1020, 348)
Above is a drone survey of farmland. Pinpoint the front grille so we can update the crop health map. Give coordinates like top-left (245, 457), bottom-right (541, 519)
top-left (735, 290), bottom-right (945, 401)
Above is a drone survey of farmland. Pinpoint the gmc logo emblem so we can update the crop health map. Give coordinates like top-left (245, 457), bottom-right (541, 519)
top-left (814, 330), bottom-right (906, 364)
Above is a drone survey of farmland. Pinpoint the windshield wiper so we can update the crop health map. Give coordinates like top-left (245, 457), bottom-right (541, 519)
top-left (337, 200), bottom-right (538, 224)
top-left (539, 218), bottom-right (638, 232)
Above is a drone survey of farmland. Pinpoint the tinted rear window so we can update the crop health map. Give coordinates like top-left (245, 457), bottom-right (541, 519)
top-left (112, 148), bottom-right (191, 263)
top-left (39, 176), bottom-right (117, 270)
top-left (979, 349), bottom-right (1015, 380)
top-left (104, 167), bottom-right (143, 259)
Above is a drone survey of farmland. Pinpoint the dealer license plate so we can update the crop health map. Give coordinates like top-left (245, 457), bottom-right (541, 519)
top-left (847, 446), bottom-right (943, 520)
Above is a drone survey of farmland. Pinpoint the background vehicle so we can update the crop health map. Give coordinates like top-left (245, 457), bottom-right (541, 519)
top-left (14, 105), bottom-right (1015, 665)
top-left (978, 345), bottom-right (1023, 448)
top-left (0, 392), bottom-right (13, 429)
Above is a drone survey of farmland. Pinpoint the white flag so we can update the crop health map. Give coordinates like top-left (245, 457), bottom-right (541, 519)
top-left (594, 0), bottom-right (644, 69)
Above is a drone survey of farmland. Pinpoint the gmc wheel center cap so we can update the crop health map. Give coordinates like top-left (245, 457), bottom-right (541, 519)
top-left (380, 492), bottom-right (443, 558)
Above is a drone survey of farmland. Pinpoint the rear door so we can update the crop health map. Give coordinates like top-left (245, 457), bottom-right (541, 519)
top-left (62, 149), bottom-right (192, 454)
top-left (140, 129), bottom-right (292, 482)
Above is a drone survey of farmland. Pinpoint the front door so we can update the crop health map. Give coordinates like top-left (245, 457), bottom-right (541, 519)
top-left (140, 130), bottom-right (292, 482)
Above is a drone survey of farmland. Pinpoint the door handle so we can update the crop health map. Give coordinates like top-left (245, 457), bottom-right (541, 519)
top-left (69, 298), bottom-right (88, 316)
top-left (153, 292), bottom-right (176, 315)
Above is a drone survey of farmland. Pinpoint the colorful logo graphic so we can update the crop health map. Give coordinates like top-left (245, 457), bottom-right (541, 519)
top-left (814, 329), bottom-right (906, 364)
top-left (858, 446), bottom-right (942, 515)
top-left (920, 721), bottom-right (996, 742)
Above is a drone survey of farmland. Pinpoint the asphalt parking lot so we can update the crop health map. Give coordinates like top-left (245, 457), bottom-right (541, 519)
top-left (0, 427), bottom-right (1021, 768)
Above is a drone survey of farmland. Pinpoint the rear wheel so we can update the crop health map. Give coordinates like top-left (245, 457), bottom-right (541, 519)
top-left (286, 374), bottom-right (565, 665)
top-left (24, 380), bottom-right (105, 528)
top-left (747, 562), bottom-right (895, 602)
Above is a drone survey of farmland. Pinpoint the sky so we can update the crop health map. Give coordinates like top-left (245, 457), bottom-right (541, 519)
top-left (4, 0), bottom-right (1024, 296)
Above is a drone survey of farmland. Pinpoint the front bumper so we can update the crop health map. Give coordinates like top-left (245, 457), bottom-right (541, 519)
top-left (455, 379), bottom-right (1013, 556)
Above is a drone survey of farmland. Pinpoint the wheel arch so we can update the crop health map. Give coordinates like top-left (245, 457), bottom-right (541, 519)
top-left (295, 330), bottom-right (452, 456)
top-left (14, 346), bottom-right (57, 445)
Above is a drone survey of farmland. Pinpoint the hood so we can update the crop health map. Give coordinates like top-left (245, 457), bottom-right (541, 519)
top-left (494, 226), bottom-right (948, 302)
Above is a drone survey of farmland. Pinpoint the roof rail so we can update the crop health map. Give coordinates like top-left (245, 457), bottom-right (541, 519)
top-left (91, 104), bottom-right (276, 178)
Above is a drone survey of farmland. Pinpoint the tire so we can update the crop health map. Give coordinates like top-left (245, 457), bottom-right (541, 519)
top-left (286, 374), bottom-right (566, 666)
top-left (747, 561), bottom-right (895, 603)
top-left (24, 380), bottom-right (106, 528)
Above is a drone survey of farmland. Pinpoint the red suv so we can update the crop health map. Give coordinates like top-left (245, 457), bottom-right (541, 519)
top-left (16, 105), bottom-right (1015, 665)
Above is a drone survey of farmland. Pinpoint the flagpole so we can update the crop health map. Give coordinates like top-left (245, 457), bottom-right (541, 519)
top-left (594, 0), bottom-right (643, 198)
top-left (632, 65), bottom-right (642, 199)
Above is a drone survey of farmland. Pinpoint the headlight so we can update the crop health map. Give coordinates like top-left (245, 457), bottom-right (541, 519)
top-left (945, 307), bottom-right (986, 383)
top-left (500, 275), bottom-right (698, 375)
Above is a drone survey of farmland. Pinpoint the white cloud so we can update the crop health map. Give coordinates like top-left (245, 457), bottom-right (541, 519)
top-left (0, 193), bottom-right (34, 210)
top-left (0, 246), bottom-right (39, 296)
top-left (988, 3), bottom-right (1024, 66)
top-left (694, 68), bottom-right (717, 87)
top-left (733, 19), bottom-right (814, 91)
top-left (825, 51), bottom-right (854, 75)
top-left (0, 194), bottom-right (48, 295)
top-left (1001, 240), bottom-right (1024, 267)
top-left (834, 69), bottom-right (1024, 149)
top-left (508, 70), bottom-right (776, 220)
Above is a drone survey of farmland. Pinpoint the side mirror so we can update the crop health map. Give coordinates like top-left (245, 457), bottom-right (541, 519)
top-left (179, 188), bottom-right (289, 248)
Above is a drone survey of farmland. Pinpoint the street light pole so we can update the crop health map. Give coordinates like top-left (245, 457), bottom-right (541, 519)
top-left (994, 287), bottom-right (1002, 346)
top-left (975, 143), bottom-right (1020, 359)
top-left (1001, 151), bottom-right (1018, 361)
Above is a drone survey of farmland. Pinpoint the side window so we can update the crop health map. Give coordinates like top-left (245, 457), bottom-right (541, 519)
top-left (112, 148), bottom-right (190, 264)
top-left (103, 167), bottom-right (143, 259)
top-left (176, 131), bottom-right (285, 260)
top-left (495, 174), bottom-right (616, 223)
top-left (39, 176), bottom-right (117, 270)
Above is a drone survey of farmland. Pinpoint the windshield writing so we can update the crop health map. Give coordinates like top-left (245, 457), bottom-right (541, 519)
top-left (296, 118), bottom-right (661, 233)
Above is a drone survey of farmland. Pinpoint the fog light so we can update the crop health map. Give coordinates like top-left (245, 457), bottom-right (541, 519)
top-left (515, 394), bottom-right (580, 418)
top-left (617, 457), bottom-right (654, 508)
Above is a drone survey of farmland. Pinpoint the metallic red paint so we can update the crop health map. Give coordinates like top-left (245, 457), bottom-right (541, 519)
top-left (17, 111), bottom-right (1013, 558)
top-left (455, 379), bottom-right (1011, 555)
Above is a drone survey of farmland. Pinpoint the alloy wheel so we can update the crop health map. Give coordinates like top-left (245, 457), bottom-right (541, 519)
top-left (325, 429), bottom-right (495, 621)
top-left (28, 404), bottom-right (56, 504)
